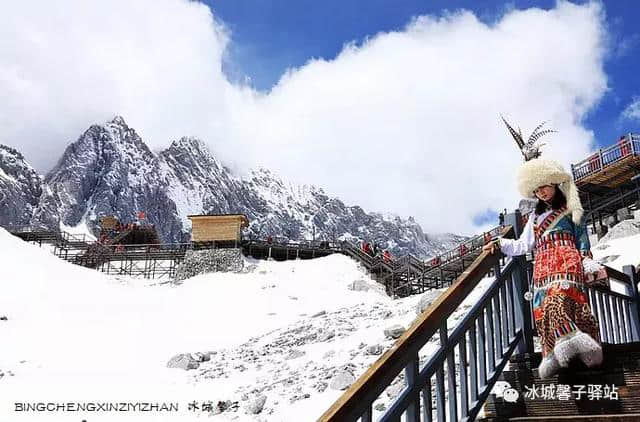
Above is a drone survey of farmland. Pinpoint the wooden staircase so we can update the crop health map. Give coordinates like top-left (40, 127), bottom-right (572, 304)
top-left (340, 225), bottom-right (503, 298)
top-left (481, 342), bottom-right (640, 421)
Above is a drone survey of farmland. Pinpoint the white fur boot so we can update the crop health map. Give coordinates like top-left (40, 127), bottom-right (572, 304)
top-left (553, 331), bottom-right (602, 368)
top-left (538, 354), bottom-right (561, 379)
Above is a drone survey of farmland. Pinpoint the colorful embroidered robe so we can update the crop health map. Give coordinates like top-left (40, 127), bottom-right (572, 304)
top-left (500, 207), bottom-right (601, 363)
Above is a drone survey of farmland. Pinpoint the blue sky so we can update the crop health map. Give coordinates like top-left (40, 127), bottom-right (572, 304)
top-left (208, 0), bottom-right (640, 149)
top-left (4, 0), bottom-right (638, 233)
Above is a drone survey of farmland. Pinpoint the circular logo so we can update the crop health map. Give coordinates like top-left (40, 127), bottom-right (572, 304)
top-left (503, 387), bottom-right (520, 403)
top-left (524, 291), bottom-right (533, 301)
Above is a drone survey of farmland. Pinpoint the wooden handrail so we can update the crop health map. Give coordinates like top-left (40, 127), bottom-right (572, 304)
top-left (318, 225), bottom-right (514, 421)
top-left (604, 265), bottom-right (633, 286)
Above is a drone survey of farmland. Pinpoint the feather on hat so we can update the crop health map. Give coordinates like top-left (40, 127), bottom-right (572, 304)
top-left (502, 117), bottom-right (584, 224)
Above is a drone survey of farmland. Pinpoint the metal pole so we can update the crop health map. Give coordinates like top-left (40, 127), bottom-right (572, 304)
top-left (505, 210), bottom-right (535, 354)
top-left (632, 174), bottom-right (640, 204)
top-left (598, 148), bottom-right (603, 171)
top-left (624, 265), bottom-right (640, 341)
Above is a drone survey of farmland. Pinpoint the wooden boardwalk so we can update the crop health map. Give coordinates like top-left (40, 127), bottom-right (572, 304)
top-left (571, 134), bottom-right (640, 232)
top-left (9, 227), bottom-right (503, 294)
top-left (572, 134), bottom-right (640, 188)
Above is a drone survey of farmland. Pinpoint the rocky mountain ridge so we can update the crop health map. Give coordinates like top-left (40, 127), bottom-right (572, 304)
top-left (0, 116), bottom-right (465, 258)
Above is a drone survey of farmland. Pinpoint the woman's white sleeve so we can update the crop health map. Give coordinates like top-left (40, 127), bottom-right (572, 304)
top-left (499, 214), bottom-right (535, 256)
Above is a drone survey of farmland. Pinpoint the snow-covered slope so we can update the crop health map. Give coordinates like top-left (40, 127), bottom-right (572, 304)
top-left (591, 230), bottom-right (640, 272)
top-left (2, 221), bottom-right (640, 421)
top-left (0, 227), bottom-right (483, 421)
top-left (0, 228), bottom-right (400, 420)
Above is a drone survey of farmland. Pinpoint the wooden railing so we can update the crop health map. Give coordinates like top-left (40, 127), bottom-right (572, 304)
top-left (427, 226), bottom-right (503, 270)
top-left (571, 133), bottom-right (639, 182)
top-left (586, 265), bottom-right (640, 343)
top-left (319, 211), bottom-right (640, 422)
top-left (319, 224), bottom-right (526, 422)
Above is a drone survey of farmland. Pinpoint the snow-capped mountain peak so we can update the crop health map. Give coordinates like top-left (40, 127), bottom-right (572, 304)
top-left (2, 116), bottom-right (464, 257)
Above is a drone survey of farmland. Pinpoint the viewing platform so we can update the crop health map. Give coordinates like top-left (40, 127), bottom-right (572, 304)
top-left (570, 133), bottom-right (640, 231)
top-left (571, 133), bottom-right (640, 188)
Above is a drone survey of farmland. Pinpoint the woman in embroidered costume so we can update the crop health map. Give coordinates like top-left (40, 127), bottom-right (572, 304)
top-left (484, 158), bottom-right (604, 379)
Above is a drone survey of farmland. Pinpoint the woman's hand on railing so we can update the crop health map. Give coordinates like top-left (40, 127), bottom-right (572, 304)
top-left (482, 239), bottom-right (500, 255)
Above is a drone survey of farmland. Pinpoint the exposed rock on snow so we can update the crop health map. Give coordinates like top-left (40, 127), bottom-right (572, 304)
top-left (191, 352), bottom-right (211, 362)
top-left (598, 254), bottom-right (621, 264)
top-left (244, 394), bottom-right (267, 414)
top-left (0, 144), bottom-right (42, 230)
top-left (366, 344), bottom-right (384, 355)
top-left (174, 249), bottom-right (244, 281)
top-left (384, 325), bottom-right (406, 339)
top-left (289, 391), bottom-right (311, 403)
top-left (349, 279), bottom-right (371, 291)
top-left (599, 220), bottom-right (640, 242)
top-left (167, 353), bottom-right (200, 370)
top-left (187, 299), bottom-right (413, 416)
top-left (594, 243), bottom-right (610, 250)
top-left (323, 350), bottom-right (335, 359)
top-left (317, 329), bottom-right (335, 342)
top-left (285, 349), bottom-right (306, 360)
top-left (415, 290), bottom-right (442, 315)
top-left (330, 370), bottom-right (356, 391)
top-left (386, 381), bottom-right (405, 399)
top-left (315, 381), bottom-right (328, 393)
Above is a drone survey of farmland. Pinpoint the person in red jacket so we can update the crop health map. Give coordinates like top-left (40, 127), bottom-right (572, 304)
top-left (459, 244), bottom-right (468, 256)
top-left (619, 135), bottom-right (630, 157)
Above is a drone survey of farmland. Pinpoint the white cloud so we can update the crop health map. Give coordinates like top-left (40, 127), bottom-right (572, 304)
top-left (621, 97), bottom-right (640, 121)
top-left (0, 0), bottom-right (608, 234)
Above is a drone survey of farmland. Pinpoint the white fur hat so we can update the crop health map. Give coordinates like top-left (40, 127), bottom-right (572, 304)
top-left (517, 158), bottom-right (583, 224)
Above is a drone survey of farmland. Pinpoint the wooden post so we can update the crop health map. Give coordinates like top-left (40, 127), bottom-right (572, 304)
top-left (570, 163), bottom-right (574, 180)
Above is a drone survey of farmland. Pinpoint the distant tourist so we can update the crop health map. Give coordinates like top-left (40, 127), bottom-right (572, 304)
top-left (458, 244), bottom-right (468, 256)
top-left (362, 242), bottom-right (373, 257)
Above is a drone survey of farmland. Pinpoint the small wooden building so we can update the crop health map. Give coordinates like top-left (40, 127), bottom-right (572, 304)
top-left (188, 213), bottom-right (249, 244)
top-left (99, 215), bottom-right (119, 230)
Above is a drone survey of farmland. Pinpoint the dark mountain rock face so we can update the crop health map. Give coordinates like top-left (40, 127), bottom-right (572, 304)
top-left (0, 145), bottom-right (43, 230)
top-left (30, 117), bottom-right (183, 242)
top-left (2, 116), bottom-right (464, 257)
